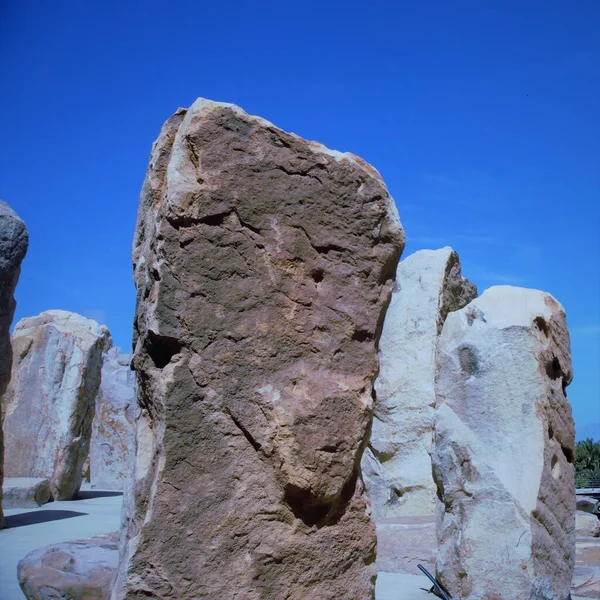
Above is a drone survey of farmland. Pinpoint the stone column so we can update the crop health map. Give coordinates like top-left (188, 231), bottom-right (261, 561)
top-left (112, 98), bottom-right (404, 600)
top-left (433, 286), bottom-right (575, 600)
top-left (0, 201), bottom-right (28, 528)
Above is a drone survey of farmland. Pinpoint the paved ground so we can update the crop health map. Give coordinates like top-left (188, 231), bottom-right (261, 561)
top-left (0, 485), bottom-right (122, 600)
top-left (1, 488), bottom-right (595, 600)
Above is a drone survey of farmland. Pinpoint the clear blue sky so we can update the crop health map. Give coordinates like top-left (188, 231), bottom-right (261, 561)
top-left (1, 1), bottom-right (598, 438)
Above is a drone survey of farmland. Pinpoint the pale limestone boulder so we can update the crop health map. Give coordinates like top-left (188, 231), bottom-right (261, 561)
top-left (433, 286), bottom-right (575, 600)
top-left (362, 247), bottom-right (476, 520)
top-left (18, 532), bottom-right (118, 600)
top-left (2, 477), bottom-right (52, 508)
top-left (112, 98), bottom-right (404, 600)
top-left (0, 201), bottom-right (28, 528)
top-left (577, 511), bottom-right (600, 538)
top-left (90, 348), bottom-right (136, 490)
top-left (3, 310), bottom-right (111, 500)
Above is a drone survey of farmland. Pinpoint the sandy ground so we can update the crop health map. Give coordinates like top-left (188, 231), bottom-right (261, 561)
top-left (0, 488), bottom-right (595, 600)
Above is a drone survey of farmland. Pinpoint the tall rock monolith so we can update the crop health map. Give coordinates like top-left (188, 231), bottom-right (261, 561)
top-left (0, 201), bottom-right (28, 528)
top-left (362, 247), bottom-right (476, 520)
top-left (90, 348), bottom-right (136, 490)
top-left (112, 98), bottom-right (404, 600)
top-left (433, 286), bottom-right (575, 600)
top-left (3, 310), bottom-right (111, 500)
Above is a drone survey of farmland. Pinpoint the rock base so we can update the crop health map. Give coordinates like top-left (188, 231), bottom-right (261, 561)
top-left (2, 477), bottom-right (52, 508)
top-left (18, 532), bottom-right (118, 600)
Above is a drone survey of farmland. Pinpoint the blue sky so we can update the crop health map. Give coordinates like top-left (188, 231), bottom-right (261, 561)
top-left (1, 1), bottom-right (598, 438)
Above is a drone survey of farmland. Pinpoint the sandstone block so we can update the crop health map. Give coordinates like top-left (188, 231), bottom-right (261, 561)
top-left (433, 286), bottom-right (576, 600)
top-left (90, 347), bottom-right (136, 490)
top-left (112, 98), bottom-right (404, 600)
top-left (0, 201), bottom-right (28, 528)
top-left (3, 310), bottom-right (111, 500)
top-left (362, 247), bottom-right (476, 520)
top-left (2, 477), bottom-right (52, 508)
top-left (18, 532), bottom-right (118, 600)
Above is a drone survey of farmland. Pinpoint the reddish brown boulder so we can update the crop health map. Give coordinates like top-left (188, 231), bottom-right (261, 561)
top-left (112, 99), bottom-right (404, 600)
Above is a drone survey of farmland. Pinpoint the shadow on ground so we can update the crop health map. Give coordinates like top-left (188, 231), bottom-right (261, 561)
top-left (75, 490), bottom-right (123, 500)
top-left (4, 510), bottom-right (88, 529)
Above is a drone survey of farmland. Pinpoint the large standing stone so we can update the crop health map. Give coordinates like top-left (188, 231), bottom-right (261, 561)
top-left (0, 202), bottom-right (28, 529)
top-left (433, 286), bottom-right (575, 600)
top-left (112, 98), bottom-right (404, 600)
top-left (3, 310), bottom-right (111, 500)
top-left (90, 347), bottom-right (136, 490)
top-left (362, 247), bottom-right (476, 520)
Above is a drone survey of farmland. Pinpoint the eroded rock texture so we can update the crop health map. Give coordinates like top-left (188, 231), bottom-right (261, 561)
top-left (433, 286), bottom-right (575, 600)
top-left (113, 98), bottom-right (404, 600)
top-left (362, 247), bottom-right (476, 520)
top-left (2, 477), bottom-right (52, 508)
top-left (3, 310), bottom-right (111, 500)
top-left (0, 201), bottom-right (28, 528)
top-left (90, 348), bottom-right (136, 490)
top-left (18, 532), bottom-right (118, 600)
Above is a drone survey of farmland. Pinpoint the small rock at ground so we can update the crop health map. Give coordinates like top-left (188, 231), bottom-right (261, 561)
top-left (578, 496), bottom-right (600, 515)
top-left (2, 477), bottom-right (51, 508)
top-left (577, 510), bottom-right (600, 538)
top-left (18, 532), bottom-right (118, 600)
top-left (573, 538), bottom-right (600, 598)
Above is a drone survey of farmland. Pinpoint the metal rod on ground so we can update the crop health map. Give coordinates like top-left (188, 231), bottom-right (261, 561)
top-left (417, 564), bottom-right (452, 600)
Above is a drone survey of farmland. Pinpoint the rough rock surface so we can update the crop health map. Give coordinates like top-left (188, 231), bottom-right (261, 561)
top-left (18, 532), bottom-right (118, 600)
top-left (433, 286), bottom-right (575, 600)
top-left (3, 310), bottom-right (111, 500)
top-left (112, 98), bottom-right (404, 600)
top-left (362, 247), bottom-right (476, 520)
top-left (577, 511), bottom-right (600, 538)
top-left (578, 496), bottom-right (600, 515)
top-left (90, 348), bottom-right (136, 490)
top-left (375, 516), bottom-right (436, 574)
top-left (2, 477), bottom-right (52, 508)
top-left (0, 201), bottom-right (28, 528)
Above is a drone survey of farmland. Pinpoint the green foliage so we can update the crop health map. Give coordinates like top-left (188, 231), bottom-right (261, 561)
top-left (575, 438), bottom-right (600, 488)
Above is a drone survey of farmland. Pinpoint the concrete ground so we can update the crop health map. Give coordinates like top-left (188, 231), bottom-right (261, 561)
top-left (0, 484), bottom-right (122, 600)
top-left (1, 488), bottom-right (595, 600)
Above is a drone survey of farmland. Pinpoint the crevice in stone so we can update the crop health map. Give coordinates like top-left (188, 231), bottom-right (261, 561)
top-left (225, 409), bottom-right (262, 452)
top-left (144, 331), bottom-right (182, 369)
top-left (560, 444), bottom-right (574, 464)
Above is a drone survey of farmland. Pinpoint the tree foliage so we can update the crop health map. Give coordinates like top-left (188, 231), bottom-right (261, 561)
top-left (575, 438), bottom-right (600, 488)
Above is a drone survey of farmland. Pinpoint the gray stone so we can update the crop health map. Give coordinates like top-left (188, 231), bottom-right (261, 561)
top-left (363, 247), bottom-right (476, 521)
top-left (578, 496), bottom-right (600, 515)
top-left (90, 347), bottom-right (136, 490)
top-left (577, 510), bottom-right (600, 538)
top-left (0, 201), bottom-right (28, 529)
top-left (433, 286), bottom-right (576, 600)
top-left (3, 310), bottom-right (111, 500)
top-left (18, 532), bottom-right (118, 600)
top-left (2, 477), bottom-right (52, 508)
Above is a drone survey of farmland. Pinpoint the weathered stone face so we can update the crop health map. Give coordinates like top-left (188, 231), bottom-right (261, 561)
top-left (433, 286), bottom-right (575, 600)
top-left (362, 247), bottom-right (476, 521)
top-left (3, 310), bottom-right (111, 500)
top-left (90, 348), bottom-right (136, 490)
top-left (113, 99), bottom-right (404, 600)
top-left (0, 201), bottom-right (28, 528)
